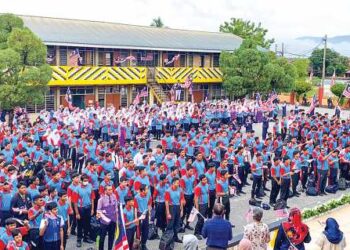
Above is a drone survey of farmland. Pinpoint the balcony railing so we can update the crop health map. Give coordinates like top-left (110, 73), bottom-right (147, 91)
top-left (49, 66), bottom-right (147, 86)
top-left (49, 66), bottom-right (223, 86)
top-left (155, 67), bottom-right (222, 84)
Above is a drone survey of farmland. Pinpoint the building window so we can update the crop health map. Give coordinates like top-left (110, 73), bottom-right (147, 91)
top-left (114, 50), bottom-right (130, 67)
top-left (47, 46), bottom-right (56, 65)
top-left (188, 53), bottom-right (193, 67)
top-left (213, 53), bottom-right (220, 67)
top-left (59, 48), bottom-right (67, 66)
top-left (98, 49), bottom-right (113, 66)
top-left (200, 54), bottom-right (205, 67)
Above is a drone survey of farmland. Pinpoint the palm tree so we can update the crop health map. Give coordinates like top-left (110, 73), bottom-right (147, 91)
top-left (150, 17), bottom-right (165, 28)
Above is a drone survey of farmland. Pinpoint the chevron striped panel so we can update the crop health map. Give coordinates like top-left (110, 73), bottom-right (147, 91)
top-left (155, 67), bottom-right (222, 84)
top-left (49, 66), bottom-right (147, 86)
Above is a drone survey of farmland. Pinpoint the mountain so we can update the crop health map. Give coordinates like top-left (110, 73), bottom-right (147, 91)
top-left (297, 35), bottom-right (350, 44)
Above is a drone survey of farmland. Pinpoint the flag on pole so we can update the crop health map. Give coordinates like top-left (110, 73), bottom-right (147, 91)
top-left (330, 70), bottom-right (336, 86)
top-left (307, 94), bottom-right (317, 113)
top-left (309, 71), bottom-right (314, 82)
top-left (342, 83), bottom-right (350, 98)
top-left (133, 93), bottom-right (140, 105)
top-left (65, 87), bottom-right (74, 110)
top-left (113, 204), bottom-right (129, 250)
top-left (139, 87), bottom-right (148, 98)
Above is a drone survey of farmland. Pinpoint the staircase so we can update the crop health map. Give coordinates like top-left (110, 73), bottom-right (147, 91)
top-left (147, 68), bottom-right (168, 104)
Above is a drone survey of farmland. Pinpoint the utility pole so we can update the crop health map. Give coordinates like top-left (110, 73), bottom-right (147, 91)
top-left (281, 43), bottom-right (285, 57)
top-left (319, 34), bottom-right (327, 104)
top-left (321, 35), bottom-right (327, 87)
top-left (275, 44), bottom-right (278, 54)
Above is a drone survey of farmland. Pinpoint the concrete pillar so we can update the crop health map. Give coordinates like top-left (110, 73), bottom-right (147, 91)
top-left (56, 87), bottom-right (61, 109)
top-left (149, 89), bottom-right (154, 105)
top-left (127, 85), bottom-right (132, 106)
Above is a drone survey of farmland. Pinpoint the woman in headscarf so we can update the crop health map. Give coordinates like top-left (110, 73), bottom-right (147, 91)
top-left (316, 218), bottom-right (346, 250)
top-left (273, 208), bottom-right (311, 250)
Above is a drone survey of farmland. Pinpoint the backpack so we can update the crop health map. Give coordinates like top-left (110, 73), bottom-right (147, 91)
top-left (307, 174), bottom-right (316, 188)
top-left (339, 178), bottom-right (347, 190)
top-left (306, 186), bottom-right (318, 196)
top-left (325, 185), bottom-right (338, 194)
top-left (90, 216), bottom-right (101, 241)
top-left (148, 223), bottom-right (159, 240)
top-left (159, 230), bottom-right (174, 250)
top-left (274, 199), bottom-right (286, 210)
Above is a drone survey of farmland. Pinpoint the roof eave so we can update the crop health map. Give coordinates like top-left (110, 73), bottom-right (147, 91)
top-left (44, 42), bottom-right (234, 53)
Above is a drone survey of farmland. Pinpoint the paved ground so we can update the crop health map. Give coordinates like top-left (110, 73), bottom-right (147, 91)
top-left (65, 105), bottom-right (350, 250)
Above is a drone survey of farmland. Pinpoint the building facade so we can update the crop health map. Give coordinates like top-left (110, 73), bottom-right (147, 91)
top-left (22, 15), bottom-right (242, 111)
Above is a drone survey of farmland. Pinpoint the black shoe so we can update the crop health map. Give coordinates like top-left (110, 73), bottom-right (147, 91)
top-left (185, 225), bottom-right (194, 230)
top-left (256, 195), bottom-right (264, 199)
top-left (295, 191), bottom-right (301, 195)
top-left (240, 191), bottom-right (246, 194)
top-left (195, 234), bottom-right (203, 240)
top-left (286, 205), bottom-right (290, 209)
top-left (141, 245), bottom-right (149, 250)
top-left (76, 241), bottom-right (82, 248)
top-left (293, 193), bottom-right (300, 197)
top-left (83, 238), bottom-right (94, 244)
top-left (178, 227), bottom-right (185, 233)
top-left (71, 231), bottom-right (77, 236)
top-left (269, 202), bottom-right (276, 207)
top-left (264, 188), bottom-right (270, 191)
top-left (174, 238), bottom-right (183, 243)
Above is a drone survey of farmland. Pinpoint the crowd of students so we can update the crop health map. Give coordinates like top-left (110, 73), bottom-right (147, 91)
top-left (0, 98), bottom-right (349, 250)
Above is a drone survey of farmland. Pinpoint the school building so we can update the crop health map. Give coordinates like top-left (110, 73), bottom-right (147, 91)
top-left (21, 15), bottom-right (242, 111)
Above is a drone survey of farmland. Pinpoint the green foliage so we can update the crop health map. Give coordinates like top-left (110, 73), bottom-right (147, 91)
top-left (330, 83), bottom-right (346, 98)
top-left (150, 17), bottom-right (165, 28)
top-left (292, 58), bottom-right (310, 79)
top-left (220, 18), bottom-right (275, 49)
top-left (309, 48), bottom-right (348, 76)
top-left (0, 14), bottom-right (24, 49)
top-left (220, 40), bottom-right (296, 97)
top-left (302, 194), bottom-right (350, 220)
top-left (0, 14), bottom-right (51, 110)
top-left (294, 80), bottom-right (312, 98)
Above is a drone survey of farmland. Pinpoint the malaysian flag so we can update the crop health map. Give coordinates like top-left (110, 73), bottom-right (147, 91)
top-left (275, 208), bottom-right (289, 218)
top-left (307, 94), bottom-right (317, 113)
top-left (133, 93), bottom-right (140, 105)
top-left (165, 54), bottom-right (180, 65)
top-left (183, 75), bottom-right (193, 88)
top-left (141, 53), bottom-right (153, 61)
top-left (330, 70), bottom-right (336, 86)
top-left (115, 56), bottom-right (136, 64)
top-left (139, 87), bottom-right (148, 98)
top-left (65, 87), bottom-right (74, 110)
top-left (309, 71), bottom-right (313, 82)
top-left (68, 49), bottom-right (82, 66)
top-left (113, 204), bottom-right (129, 250)
top-left (343, 83), bottom-right (350, 98)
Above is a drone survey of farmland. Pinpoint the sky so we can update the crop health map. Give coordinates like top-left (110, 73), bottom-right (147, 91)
top-left (1, 0), bottom-right (350, 55)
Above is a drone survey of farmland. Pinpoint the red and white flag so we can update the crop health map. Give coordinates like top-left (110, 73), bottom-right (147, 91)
top-left (165, 54), bottom-right (180, 65)
top-left (133, 94), bottom-right (140, 105)
top-left (139, 87), bottom-right (148, 98)
top-left (342, 83), bottom-right (350, 98)
top-left (330, 70), bottom-right (336, 86)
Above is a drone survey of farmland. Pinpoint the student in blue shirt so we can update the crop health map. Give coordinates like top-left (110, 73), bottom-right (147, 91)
top-left (0, 181), bottom-right (15, 225)
top-left (72, 174), bottom-right (95, 247)
top-left (134, 184), bottom-right (152, 249)
top-left (123, 196), bottom-right (138, 249)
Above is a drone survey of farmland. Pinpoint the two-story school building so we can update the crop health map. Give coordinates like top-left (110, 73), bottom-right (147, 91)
top-left (21, 15), bottom-right (242, 111)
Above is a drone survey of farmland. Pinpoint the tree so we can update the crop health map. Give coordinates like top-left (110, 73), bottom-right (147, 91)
top-left (294, 80), bottom-right (312, 99)
top-left (330, 83), bottom-right (345, 98)
top-left (292, 58), bottom-right (310, 79)
top-left (150, 17), bottom-right (165, 28)
top-left (220, 39), bottom-right (296, 98)
top-left (309, 48), bottom-right (348, 77)
top-left (0, 14), bottom-right (52, 121)
top-left (0, 13), bottom-right (24, 49)
top-left (220, 18), bottom-right (275, 49)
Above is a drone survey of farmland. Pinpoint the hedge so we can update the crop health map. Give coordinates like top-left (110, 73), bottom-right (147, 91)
top-left (302, 194), bottom-right (350, 219)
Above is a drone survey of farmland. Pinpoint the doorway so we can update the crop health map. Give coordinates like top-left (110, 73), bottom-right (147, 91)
top-left (72, 95), bottom-right (85, 109)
